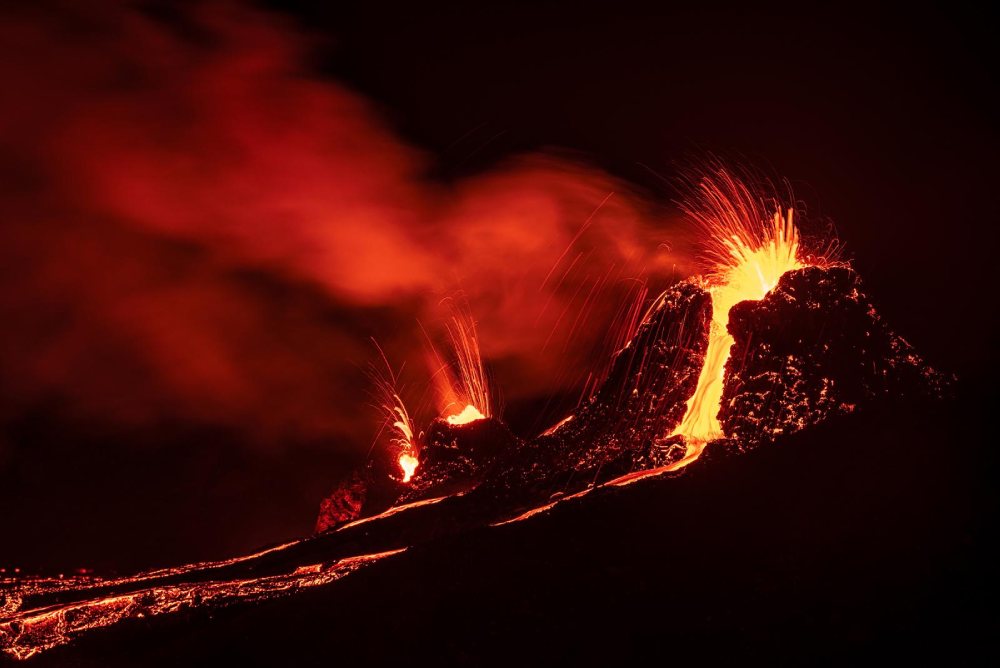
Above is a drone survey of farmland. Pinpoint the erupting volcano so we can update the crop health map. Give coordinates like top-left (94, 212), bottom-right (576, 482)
top-left (674, 190), bottom-right (803, 445)
top-left (1, 166), bottom-right (953, 662)
top-left (664, 172), bottom-right (837, 470)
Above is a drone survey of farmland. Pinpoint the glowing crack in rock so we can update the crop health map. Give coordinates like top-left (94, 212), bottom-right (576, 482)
top-left (335, 494), bottom-right (455, 531)
top-left (0, 549), bottom-right (407, 661)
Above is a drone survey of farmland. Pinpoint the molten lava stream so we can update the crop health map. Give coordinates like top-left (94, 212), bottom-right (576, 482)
top-left (670, 207), bottom-right (804, 457)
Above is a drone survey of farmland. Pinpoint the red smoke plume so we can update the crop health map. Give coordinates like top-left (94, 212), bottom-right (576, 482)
top-left (0, 1), bottom-right (691, 453)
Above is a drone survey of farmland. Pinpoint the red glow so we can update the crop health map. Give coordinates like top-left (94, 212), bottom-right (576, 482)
top-left (0, 2), bottom-right (688, 454)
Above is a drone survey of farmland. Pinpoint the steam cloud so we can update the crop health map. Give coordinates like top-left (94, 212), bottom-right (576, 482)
top-left (0, 1), bottom-right (692, 455)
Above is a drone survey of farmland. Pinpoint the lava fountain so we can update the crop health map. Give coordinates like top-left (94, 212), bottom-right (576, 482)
top-left (369, 344), bottom-right (420, 483)
top-left (668, 171), bottom-right (830, 465)
top-left (429, 303), bottom-right (492, 427)
top-left (398, 452), bottom-right (419, 483)
top-left (383, 302), bottom-right (493, 483)
top-left (389, 399), bottom-right (418, 482)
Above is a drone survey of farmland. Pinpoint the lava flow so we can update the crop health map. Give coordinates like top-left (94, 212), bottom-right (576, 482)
top-left (669, 171), bottom-right (820, 463)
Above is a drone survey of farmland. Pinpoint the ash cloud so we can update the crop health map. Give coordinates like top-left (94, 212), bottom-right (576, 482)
top-left (0, 1), bottom-right (691, 456)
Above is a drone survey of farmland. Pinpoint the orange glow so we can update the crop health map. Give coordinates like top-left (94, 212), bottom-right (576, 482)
top-left (669, 170), bottom-right (831, 463)
top-left (384, 393), bottom-right (419, 483)
top-left (445, 403), bottom-right (486, 425)
top-left (398, 452), bottom-right (419, 483)
top-left (673, 207), bottom-right (802, 444)
top-left (336, 494), bottom-right (456, 531)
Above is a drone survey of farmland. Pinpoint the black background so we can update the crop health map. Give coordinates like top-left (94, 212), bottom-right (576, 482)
top-left (2, 1), bottom-right (996, 574)
top-left (305, 1), bottom-right (995, 377)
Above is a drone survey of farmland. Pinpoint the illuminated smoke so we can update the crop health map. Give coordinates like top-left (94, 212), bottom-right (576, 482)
top-left (0, 1), bottom-right (690, 455)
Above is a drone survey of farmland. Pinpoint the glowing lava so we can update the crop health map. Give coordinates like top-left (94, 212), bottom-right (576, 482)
top-left (373, 306), bottom-right (492, 486)
top-left (427, 302), bottom-right (493, 425)
top-left (370, 348), bottom-right (420, 484)
top-left (0, 549), bottom-right (407, 661)
top-left (670, 172), bottom-right (815, 454)
top-left (389, 407), bottom-right (418, 483)
top-left (445, 404), bottom-right (486, 425)
top-left (398, 452), bottom-right (419, 483)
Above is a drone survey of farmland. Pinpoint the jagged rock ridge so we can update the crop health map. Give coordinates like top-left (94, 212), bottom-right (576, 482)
top-left (720, 266), bottom-right (950, 447)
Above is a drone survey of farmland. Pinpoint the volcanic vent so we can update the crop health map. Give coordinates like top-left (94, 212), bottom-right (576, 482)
top-left (0, 169), bottom-right (949, 661)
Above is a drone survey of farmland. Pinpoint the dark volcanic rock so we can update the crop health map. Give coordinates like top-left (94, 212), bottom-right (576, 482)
top-left (719, 266), bottom-right (950, 447)
top-left (316, 281), bottom-right (711, 529)
top-left (315, 452), bottom-right (408, 531)
top-left (485, 280), bottom-right (711, 500)
top-left (318, 266), bottom-right (951, 529)
top-left (315, 471), bottom-right (366, 533)
top-left (315, 419), bottom-right (520, 530)
top-left (397, 417), bottom-right (520, 504)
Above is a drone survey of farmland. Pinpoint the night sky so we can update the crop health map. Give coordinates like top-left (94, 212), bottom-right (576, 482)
top-left (1, 1), bottom-right (995, 573)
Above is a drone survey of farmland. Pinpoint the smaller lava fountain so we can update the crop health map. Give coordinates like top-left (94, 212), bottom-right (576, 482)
top-left (407, 302), bottom-right (494, 475)
top-left (368, 344), bottom-right (421, 484)
top-left (436, 304), bottom-right (493, 425)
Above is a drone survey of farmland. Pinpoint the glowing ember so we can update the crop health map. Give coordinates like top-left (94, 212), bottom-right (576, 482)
top-left (445, 403), bottom-right (486, 425)
top-left (669, 170), bottom-right (827, 457)
top-left (398, 452), bottom-right (419, 482)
